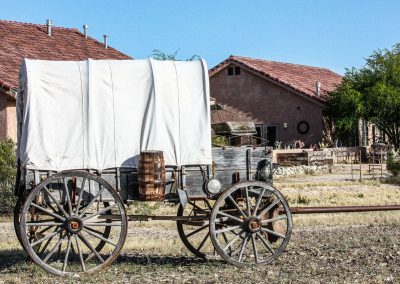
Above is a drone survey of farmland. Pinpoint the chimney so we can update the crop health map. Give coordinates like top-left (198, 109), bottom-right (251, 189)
top-left (103, 35), bottom-right (109, 49)
top-left (83, 24), bottom-right (89, 38)
top-left (46, 19), bottom-right (52, 36)
top-left (316, 81), bottom-right (321, 97)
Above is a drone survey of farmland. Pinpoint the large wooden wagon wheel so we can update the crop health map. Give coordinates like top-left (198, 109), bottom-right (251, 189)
top-left (176, 198), bottom-right (217, 259)
top-left (15, 195), bottom-right (113, 254)
top-left (209, 181), bottom-right (292, 266)
top-left (19, 171), bottom-right (127, 276)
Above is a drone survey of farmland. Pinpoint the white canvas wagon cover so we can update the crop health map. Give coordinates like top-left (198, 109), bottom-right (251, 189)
top-left (17, 58), bottom-right (212, 171)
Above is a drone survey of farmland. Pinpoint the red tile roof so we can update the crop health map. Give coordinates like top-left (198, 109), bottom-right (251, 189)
top-left (0, 20), bottom-right (132, 91)
top-left (209, 55), bottom-right (342, 102)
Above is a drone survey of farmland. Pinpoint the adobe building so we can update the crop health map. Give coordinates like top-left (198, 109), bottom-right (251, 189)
top-left (0, 20), bottom-right (132, 141)
top-left (209, 55), bottom-right (343, 147)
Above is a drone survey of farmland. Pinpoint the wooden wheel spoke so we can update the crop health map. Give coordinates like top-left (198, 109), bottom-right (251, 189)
top-left (38, 227), bottom-right (60, 256)
top-left (82, 227), bottom-right (117, 246)
top-left (222, 230), bottom-right (244, 252)
top-left (216, 211), bottom-right (243, 223)
top-left (257, 198), bottom-right (281, 218)
top-left (185, 224), bottom-right (208, 238)
top-left (260, 227), bottom-right (286, 238)
top-left (62, 236), bottom-right (72, 272)
top-left (43, 231), bottom-right (66, 263)
top-left (197, 232), bottom-right (210, 251)
top-left (43, 186), bottom-right (69, 218)
top-left (84, 226), bottom-right (107, 236)
top-left (215, 225), bottom-right (241, 234)
top-left (256, 232), bottom-right (275, 255)
top-left (78, 187), bottom-right (105, 218)
top-left (189, 201), bottom-right (207, 213)
top-left (251, 234), bottom-right (259, 263)
top-left (82, 203), bottom-right (117, 221)
top-left (75, 178), bottom-right (86, 215)
top-left (37, 225), bottom-right (55, 235)
top-left (237, 234), bottom-right (250, 262)
top-left (245, 187), bottom-right (251, 216)
top-left (26, 222), bottom-right (63, 226)
top-left (83, 222), bottom-right (121, 227)
top-left (74, 235), bottom-right (86, 272)
top-left (227, 195), bottom-right (247, 218)
top-left (31, 227), bottom-right (64, 247)
top-left (30, 203), bottom-right (65, 222)
top-left (63, 178), bottom-right (73, 216)
top-left (261, 215), bottom-right (288, 224)
top-left (253, 188), bottom-right (266, 217)
top-left (78, 232), bottom-right (105, 263)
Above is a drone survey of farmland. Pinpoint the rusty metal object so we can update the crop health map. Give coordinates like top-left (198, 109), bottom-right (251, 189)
top-left (286, 205), bottom-right (400, 214)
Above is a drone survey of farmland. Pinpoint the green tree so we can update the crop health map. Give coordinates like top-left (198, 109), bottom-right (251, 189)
top-left (325, 44), bottom-right (400, 149)
top-left (0, 138), bottom-right (17, 214)
top-left (150, 49), bottom-right (200, 61)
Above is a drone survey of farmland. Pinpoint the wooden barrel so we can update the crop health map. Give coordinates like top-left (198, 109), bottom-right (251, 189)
top-left (138, 150), bottom-right (166, 201)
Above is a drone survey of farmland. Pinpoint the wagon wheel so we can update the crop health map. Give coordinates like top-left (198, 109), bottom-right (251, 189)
top-left (14, 195), bottom-right (26, 251)
top-left (19, 171), bottom-right (128, 276)
top-left (177, 199), bottom-right (217, 259)
top-left (15, 196), bottom-right (112, 254)
top-left (209, 181), bottom-right (292, 266)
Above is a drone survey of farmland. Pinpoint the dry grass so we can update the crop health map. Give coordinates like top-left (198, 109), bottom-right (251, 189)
top-left (1, 177), bottom-right (400, 283)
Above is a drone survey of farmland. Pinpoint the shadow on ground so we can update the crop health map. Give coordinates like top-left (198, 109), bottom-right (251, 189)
top-left (116, 254), bottom-right (220, 266)
top-left (0, 248), bottom-right (29, 270)
top-left (0, 248), bottom-right (220, 272)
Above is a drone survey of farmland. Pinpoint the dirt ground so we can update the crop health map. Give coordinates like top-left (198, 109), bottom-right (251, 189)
top-left (1, 167), bottom-right (399, 283)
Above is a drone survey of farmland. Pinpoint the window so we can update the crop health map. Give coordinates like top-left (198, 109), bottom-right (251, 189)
top-left (228, 67), bottom-right (233, 76)
top-left (235, 67), bottom-right (241, 75)
top-left (255, 124), bottom-right (263, 145)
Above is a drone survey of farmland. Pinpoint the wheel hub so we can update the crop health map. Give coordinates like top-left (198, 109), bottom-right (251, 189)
top-left (65, 217), bottom-right (83, 234)
top-left (244, 217), bottom-right (262, 233)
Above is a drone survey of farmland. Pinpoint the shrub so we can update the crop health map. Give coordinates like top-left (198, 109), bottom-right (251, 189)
top-left (212, 135), bottom-right (229, 147)
top-left (387, 150), bottom-right (400, 176)
top-left (297, 194), bottom-right (311, 205)
top-left (0, 139), bottom-right (17, 214)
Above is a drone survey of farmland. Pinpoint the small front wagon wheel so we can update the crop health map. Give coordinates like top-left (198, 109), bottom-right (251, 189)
top-left (177, 199), bottom-right (217, 259)
top-left (20, 171), bottom-right (128, 276)
top-left (209, 181), bottom-right (292, 266)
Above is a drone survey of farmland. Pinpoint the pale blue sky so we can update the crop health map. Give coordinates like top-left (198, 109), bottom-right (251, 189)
top-left (2, 0), bottom-right (400, 74)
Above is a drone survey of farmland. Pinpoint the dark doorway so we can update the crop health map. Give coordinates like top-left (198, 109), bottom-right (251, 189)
top-left (255, 124), bottom-right (263, 145)
top-left (266, 126), bottom-right (277, 147)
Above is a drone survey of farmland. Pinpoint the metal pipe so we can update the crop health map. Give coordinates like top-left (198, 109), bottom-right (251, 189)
top-left (287, 205), bottom-right (400, 214)
top-left (103, 35), bottom-right (109, 49)
top-left (46, 19), bottom-right (52, 36)
top-left (83, 24), bottom-right (88, 38)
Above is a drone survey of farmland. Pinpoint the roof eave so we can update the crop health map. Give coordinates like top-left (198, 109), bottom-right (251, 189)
top-left (209, 57), bottom-right (327, 106)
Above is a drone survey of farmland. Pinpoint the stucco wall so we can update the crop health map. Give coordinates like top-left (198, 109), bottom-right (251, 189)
top-left (210, 64), bottom-right (325, 146)
top-left (6, 99), bottom-right (17, 141)
top-left (0, 92), bottom-right (8, 140)
top-left (0, 89), bottom-right (17, 141)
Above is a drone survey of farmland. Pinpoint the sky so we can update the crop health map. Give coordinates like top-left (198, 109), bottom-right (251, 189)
top-left (2, 0), bottom-right (400, 75)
